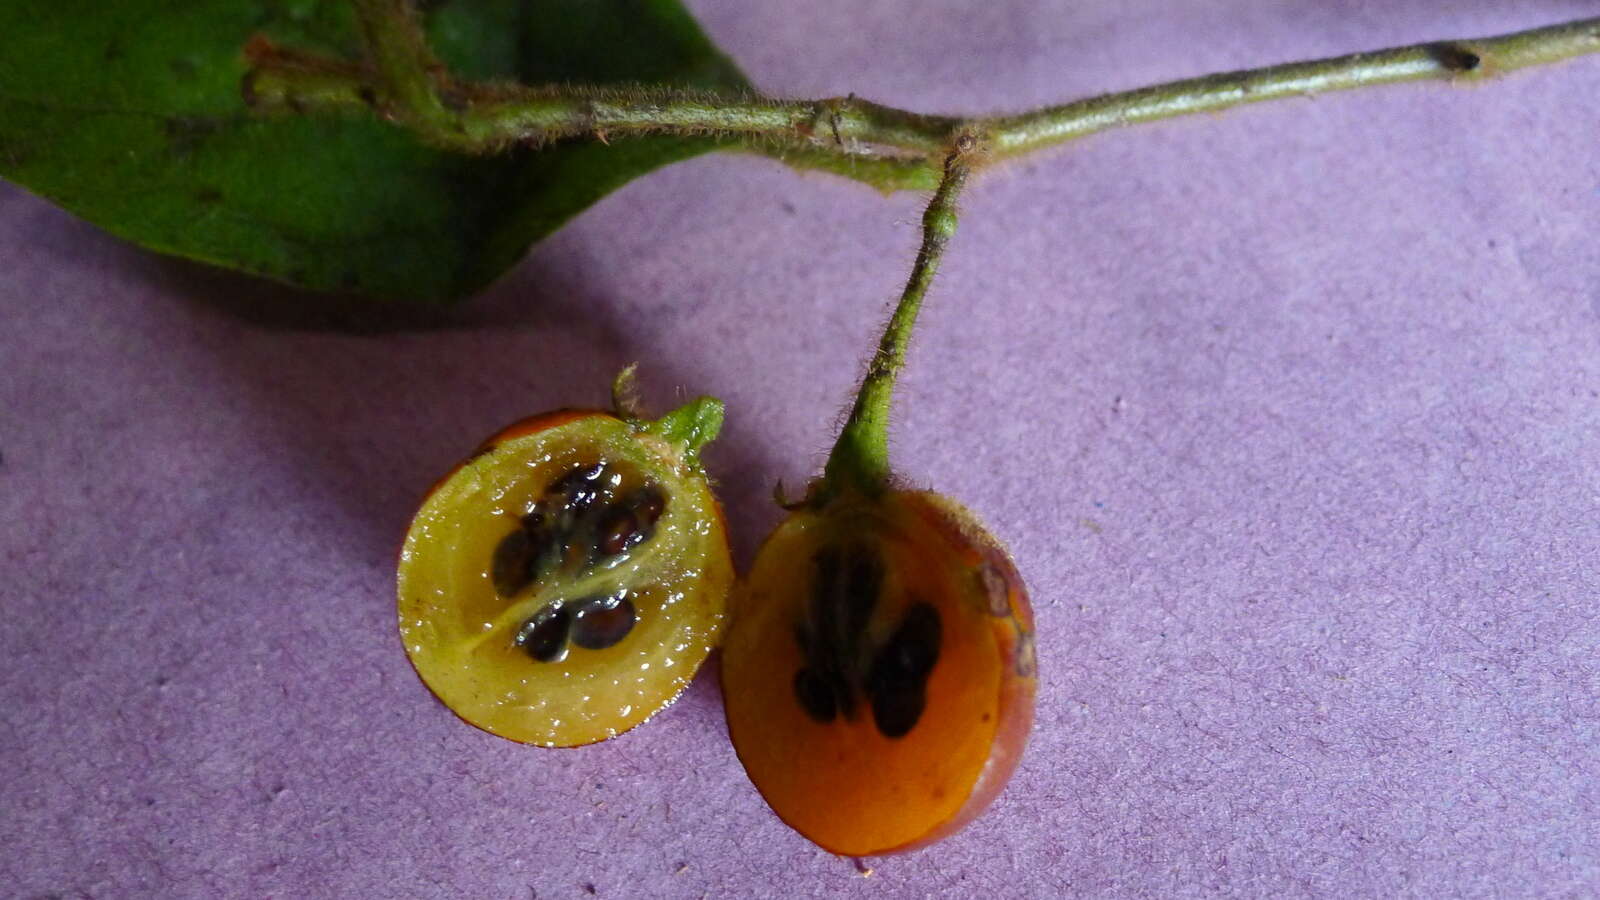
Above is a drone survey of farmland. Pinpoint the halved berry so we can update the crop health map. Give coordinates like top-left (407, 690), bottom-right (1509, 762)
top-left (722, 489), bottom-right (1035, 855)
top-left (397, 395), bottom-right (732, 747)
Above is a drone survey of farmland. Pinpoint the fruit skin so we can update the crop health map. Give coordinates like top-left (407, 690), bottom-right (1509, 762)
top-left (398, 403), bottom-right (733, 748)
top-left (722, 486), bottom-right (1035, 856)
top-left (434, 408), bottom-right (595, 493)
top-left (469, 409), bottom-right (597, 458)
top-left (891, 491), bottom-right (1035, 852)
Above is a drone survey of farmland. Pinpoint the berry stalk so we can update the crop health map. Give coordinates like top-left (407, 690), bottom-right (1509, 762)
top-left (820, 141), bottom-right (975, 499)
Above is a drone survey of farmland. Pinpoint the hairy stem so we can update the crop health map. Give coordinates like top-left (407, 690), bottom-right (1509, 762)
top-left (350, 0), bottom-right (453, 131)
top-left (245, 12), bottom-right (1600, 187)
top-left (821, 144), bottom-right (974, 497)
top-left (985, 17), bottom-right (1600, 158)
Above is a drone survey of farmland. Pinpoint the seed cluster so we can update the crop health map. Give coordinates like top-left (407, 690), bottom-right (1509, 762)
top-left (792, 543), bottom-right (943, 738)
top-left (513, 592), bottom-right (639, 663)
top-left (490, 462), bottom-right (666, 664)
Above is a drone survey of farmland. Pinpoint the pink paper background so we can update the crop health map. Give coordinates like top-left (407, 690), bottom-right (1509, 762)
top-left (4, 1), bottom-right (1598, 896)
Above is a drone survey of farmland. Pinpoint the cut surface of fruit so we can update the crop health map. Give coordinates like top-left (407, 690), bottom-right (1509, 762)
top-left (398, 408), bottom-right (732, 747)
top-left (722, 489), bottom-right (1035, 855)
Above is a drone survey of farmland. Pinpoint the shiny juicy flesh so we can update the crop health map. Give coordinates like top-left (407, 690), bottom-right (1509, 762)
top-left (398, 414), bottom-right (732, 747)
top-left (723, 491), bottom-right (1035, 856)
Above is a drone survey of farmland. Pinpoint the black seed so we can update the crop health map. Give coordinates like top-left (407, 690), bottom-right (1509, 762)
top-left (590, 485), bottom-right (666, 564)
top-left (595, 507), bottom-right (643, 559)
top-left (794, 667), bottom-right (838, 723)
top-left (865, 603), bottom-right (942, 738)
top-left (514, 604), bottom-right (571, 663)
top-left (796, 542), bottom-right (888, 723)
top-left (841, 544), bottom-right (883, 641)
top-left (569, 594), bottom-right (637, 650)
top-left (870, 677), bottom-right (926, 739)
top-left (492, 514), bottom-right (561, 596)
top-left (808, 546), bottom-right (845, 660)
top-left (881, 603), bottom-right (941, 680)
top-left (491, 529), bottom-right (536, 597)
top-left (793, 622), bottom-right (812, 655)
top-left (545, 463), bottom-right (610, 514)
top-left (806, 545), bottom-right (854, 718)
top-left (810, 543), bottom-right (881, 657)
top-left (630, 485), bottom-right (666, 528)
top-left (811, 545), bottom-right (842, 610)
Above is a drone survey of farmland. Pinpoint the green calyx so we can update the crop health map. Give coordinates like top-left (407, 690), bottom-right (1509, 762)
top-left (613, 365), bottom-right (723, 468)
top-left (640, 396), bottom-right (724, 467)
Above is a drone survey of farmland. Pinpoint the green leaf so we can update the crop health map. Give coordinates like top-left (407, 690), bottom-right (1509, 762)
top-left (0, 0), bottom-right (748, 304)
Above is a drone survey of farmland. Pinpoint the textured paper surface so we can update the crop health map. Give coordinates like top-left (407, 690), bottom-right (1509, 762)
top-left (3, 2), bottom-right (1598, 896)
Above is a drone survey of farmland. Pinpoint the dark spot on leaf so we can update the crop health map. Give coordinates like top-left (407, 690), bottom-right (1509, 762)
top-left (194, 186), bottom-right (223, 204)
top-left (169, 57), bottom-right (199, 79)
top-left (165, 116), bottom-right (221, 160)
top-left (240, 70), bottom-right (260, 107)
top-left (6, 0), bottom-right (754, 310)
top-left (0, 139), bottom-right (29, 170)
